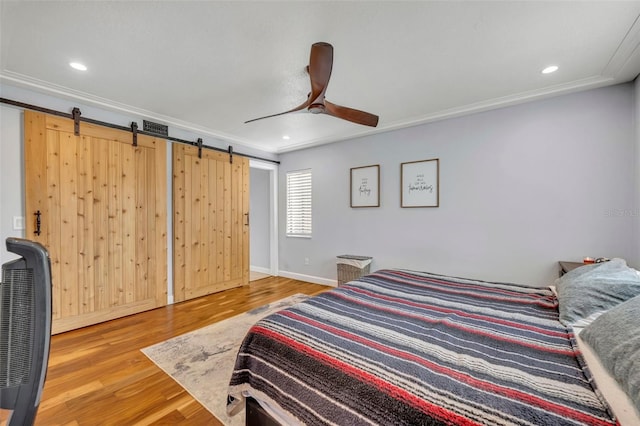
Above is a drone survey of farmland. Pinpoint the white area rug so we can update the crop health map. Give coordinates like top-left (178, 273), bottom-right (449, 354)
top-left (141, 294), bottom-right (308, 425)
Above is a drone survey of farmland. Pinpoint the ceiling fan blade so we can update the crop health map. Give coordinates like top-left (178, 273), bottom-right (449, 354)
top-left (244, 97), bottom-right (311, 124)
top-left (308, 42), bottom-right (333, 102)
top-left (324, 100), bottom-right (379, 127)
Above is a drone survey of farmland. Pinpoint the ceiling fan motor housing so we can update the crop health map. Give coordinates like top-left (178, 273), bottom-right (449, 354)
top-left (308, 104), bottom-right (325, 114)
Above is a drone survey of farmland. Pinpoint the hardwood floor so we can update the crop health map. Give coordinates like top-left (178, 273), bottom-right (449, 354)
top-left (1, 277), bottom-right (329, 425)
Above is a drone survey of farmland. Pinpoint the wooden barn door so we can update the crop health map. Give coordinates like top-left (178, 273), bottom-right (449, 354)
top-left (24, 111), bottom-right (167, 334)
top-left (173, 144), bottom-right (249, 302)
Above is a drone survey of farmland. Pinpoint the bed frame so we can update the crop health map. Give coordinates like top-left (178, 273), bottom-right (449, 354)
top-left (245, 397), bottom-right (278, 426)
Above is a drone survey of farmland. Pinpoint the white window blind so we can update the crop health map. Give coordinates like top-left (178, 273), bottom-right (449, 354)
top-left (286, 169), bottom-right (312, 237)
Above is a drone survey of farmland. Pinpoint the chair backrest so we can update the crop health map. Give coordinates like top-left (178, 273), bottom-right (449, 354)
top-left (0, 238), bottom-right (52, 426)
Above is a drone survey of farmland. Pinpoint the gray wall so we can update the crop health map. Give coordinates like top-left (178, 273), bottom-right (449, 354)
top-left (250, 167), bottom-right (271, 270)
top-left (278, 83), bottom-right (636, 286)
top-left (0, 105), bottom-right (25, 264)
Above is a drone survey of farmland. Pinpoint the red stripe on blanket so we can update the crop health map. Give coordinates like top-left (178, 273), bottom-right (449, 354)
top-left (268, 312), bottom-right (612, 426)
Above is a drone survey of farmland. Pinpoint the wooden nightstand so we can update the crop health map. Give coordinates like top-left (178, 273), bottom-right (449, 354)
top-left (558, 261), bottom-right (584, 277)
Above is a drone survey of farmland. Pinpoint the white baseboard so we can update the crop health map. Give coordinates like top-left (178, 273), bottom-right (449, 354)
top-left (250, 265), bottom-right (271, 275)
top-left (278, 270), bottom-right (337, 287)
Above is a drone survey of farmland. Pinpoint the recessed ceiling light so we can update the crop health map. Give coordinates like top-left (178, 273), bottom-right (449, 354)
top-left (69, 62), bottom-right (87, 71)
top-left (282, 135), bottom-right (290, 140)
top-left (542, 65), bottom-right (558, 74)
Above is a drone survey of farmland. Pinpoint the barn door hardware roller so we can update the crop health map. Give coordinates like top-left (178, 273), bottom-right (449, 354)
top-left (72, 107), bottom-right (81, 136)
top-left (228, 145), bottom-right (233, 164)
top-left (131, 122), bottom-right (138, 147)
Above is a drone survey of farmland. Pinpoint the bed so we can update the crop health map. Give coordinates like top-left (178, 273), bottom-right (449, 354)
top-left (227, 265), bottom-right (640, 425)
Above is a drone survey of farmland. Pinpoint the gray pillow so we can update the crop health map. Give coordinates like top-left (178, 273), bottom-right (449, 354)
top-left (581, 294), bottom-right (640, 414)
top-left (555, 258), bottom-right (640, 326)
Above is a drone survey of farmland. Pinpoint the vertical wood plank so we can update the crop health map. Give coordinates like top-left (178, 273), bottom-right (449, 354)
top-left (184, 154), bottom-right (194, 295)
top-left (135, 146), bottom-right (149, 301)
top-left (207, 158), bottom-right (218, 289)
top-left (77, 135), bottom-right (95, 314)
top-left (59, 131), bottom-right (79, 317)
top-left (93, 137), bottom-right (109, 311)
top-left (121, 142), bottom-right (136, 303)
top-left (200, 155), bottom-right (209, 288)
top-left (196, 155), bottom-right (205, 290)
top-left (230, 159), bottom-right (240, 280)
top-left (23, 111), bottom-right (48, 247)
top-left (191, 155), bottom-right (200, 290)
top-left (172, 144), bottom-right (186, 302)
top-left (108, 141), bottom-right (124, 307)
top-left (145, 142), bottom-right (157, 302)
top-left (152, 137), bottom-right (167, 306)
top-left (223, 160), bottom-right (232, 281)
top-left (45, 129), bottom-right (62, 320)
top-left (216, 158), bottom-right (225, 284)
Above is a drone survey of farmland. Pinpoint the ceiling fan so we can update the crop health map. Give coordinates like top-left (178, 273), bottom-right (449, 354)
top-left (245, 42), bottom-right (379, 127)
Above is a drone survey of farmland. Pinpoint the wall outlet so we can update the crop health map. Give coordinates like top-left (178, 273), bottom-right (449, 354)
top-left (304, 257), bottom-right (310, 265)
top-left (13, 216), bottom-right (24, 230)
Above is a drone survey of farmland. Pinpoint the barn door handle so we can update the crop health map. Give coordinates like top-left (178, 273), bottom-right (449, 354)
top-left (244, 213), bottom-right (249, 226)
top-left (34, 210), bottom-right (42, 236)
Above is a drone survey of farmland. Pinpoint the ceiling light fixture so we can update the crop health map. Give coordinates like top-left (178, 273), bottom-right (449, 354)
top-left (282, 135), bottom-right (290, 140)
top-left (69, 62), bottom-right (87, 71)
top-left (542, 65), bottom-right (558, 74)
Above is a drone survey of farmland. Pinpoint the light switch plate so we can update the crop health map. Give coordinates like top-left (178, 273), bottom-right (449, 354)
top-left (13, 216), bottom-right (24, 230)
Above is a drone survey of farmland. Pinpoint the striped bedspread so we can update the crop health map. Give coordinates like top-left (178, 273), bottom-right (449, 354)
top-left (227, 269), bottom-right (617, 425)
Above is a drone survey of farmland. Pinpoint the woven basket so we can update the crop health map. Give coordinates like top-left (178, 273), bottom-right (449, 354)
top-left (337, 262), bottom-right (371, 286)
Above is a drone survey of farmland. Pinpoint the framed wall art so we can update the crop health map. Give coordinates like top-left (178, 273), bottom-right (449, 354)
top-left (350, 165), bottom-right (380, 208)
top-left (401, 158), bottom-right (439, 208)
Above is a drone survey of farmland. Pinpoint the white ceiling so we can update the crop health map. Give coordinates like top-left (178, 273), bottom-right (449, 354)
top-left (2, 1), bottom-right (640, 154)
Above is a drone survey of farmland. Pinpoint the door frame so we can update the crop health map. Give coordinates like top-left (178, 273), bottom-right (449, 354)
top-left (249, 159), bottom-right (278, 276)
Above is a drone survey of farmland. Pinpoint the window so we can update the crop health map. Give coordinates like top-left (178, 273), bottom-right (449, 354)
top-left (286, 169), bottom-right (312, 237)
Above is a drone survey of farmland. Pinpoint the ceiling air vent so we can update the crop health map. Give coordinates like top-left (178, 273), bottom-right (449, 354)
top-left (143, 120), bottom-right (168, 137)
